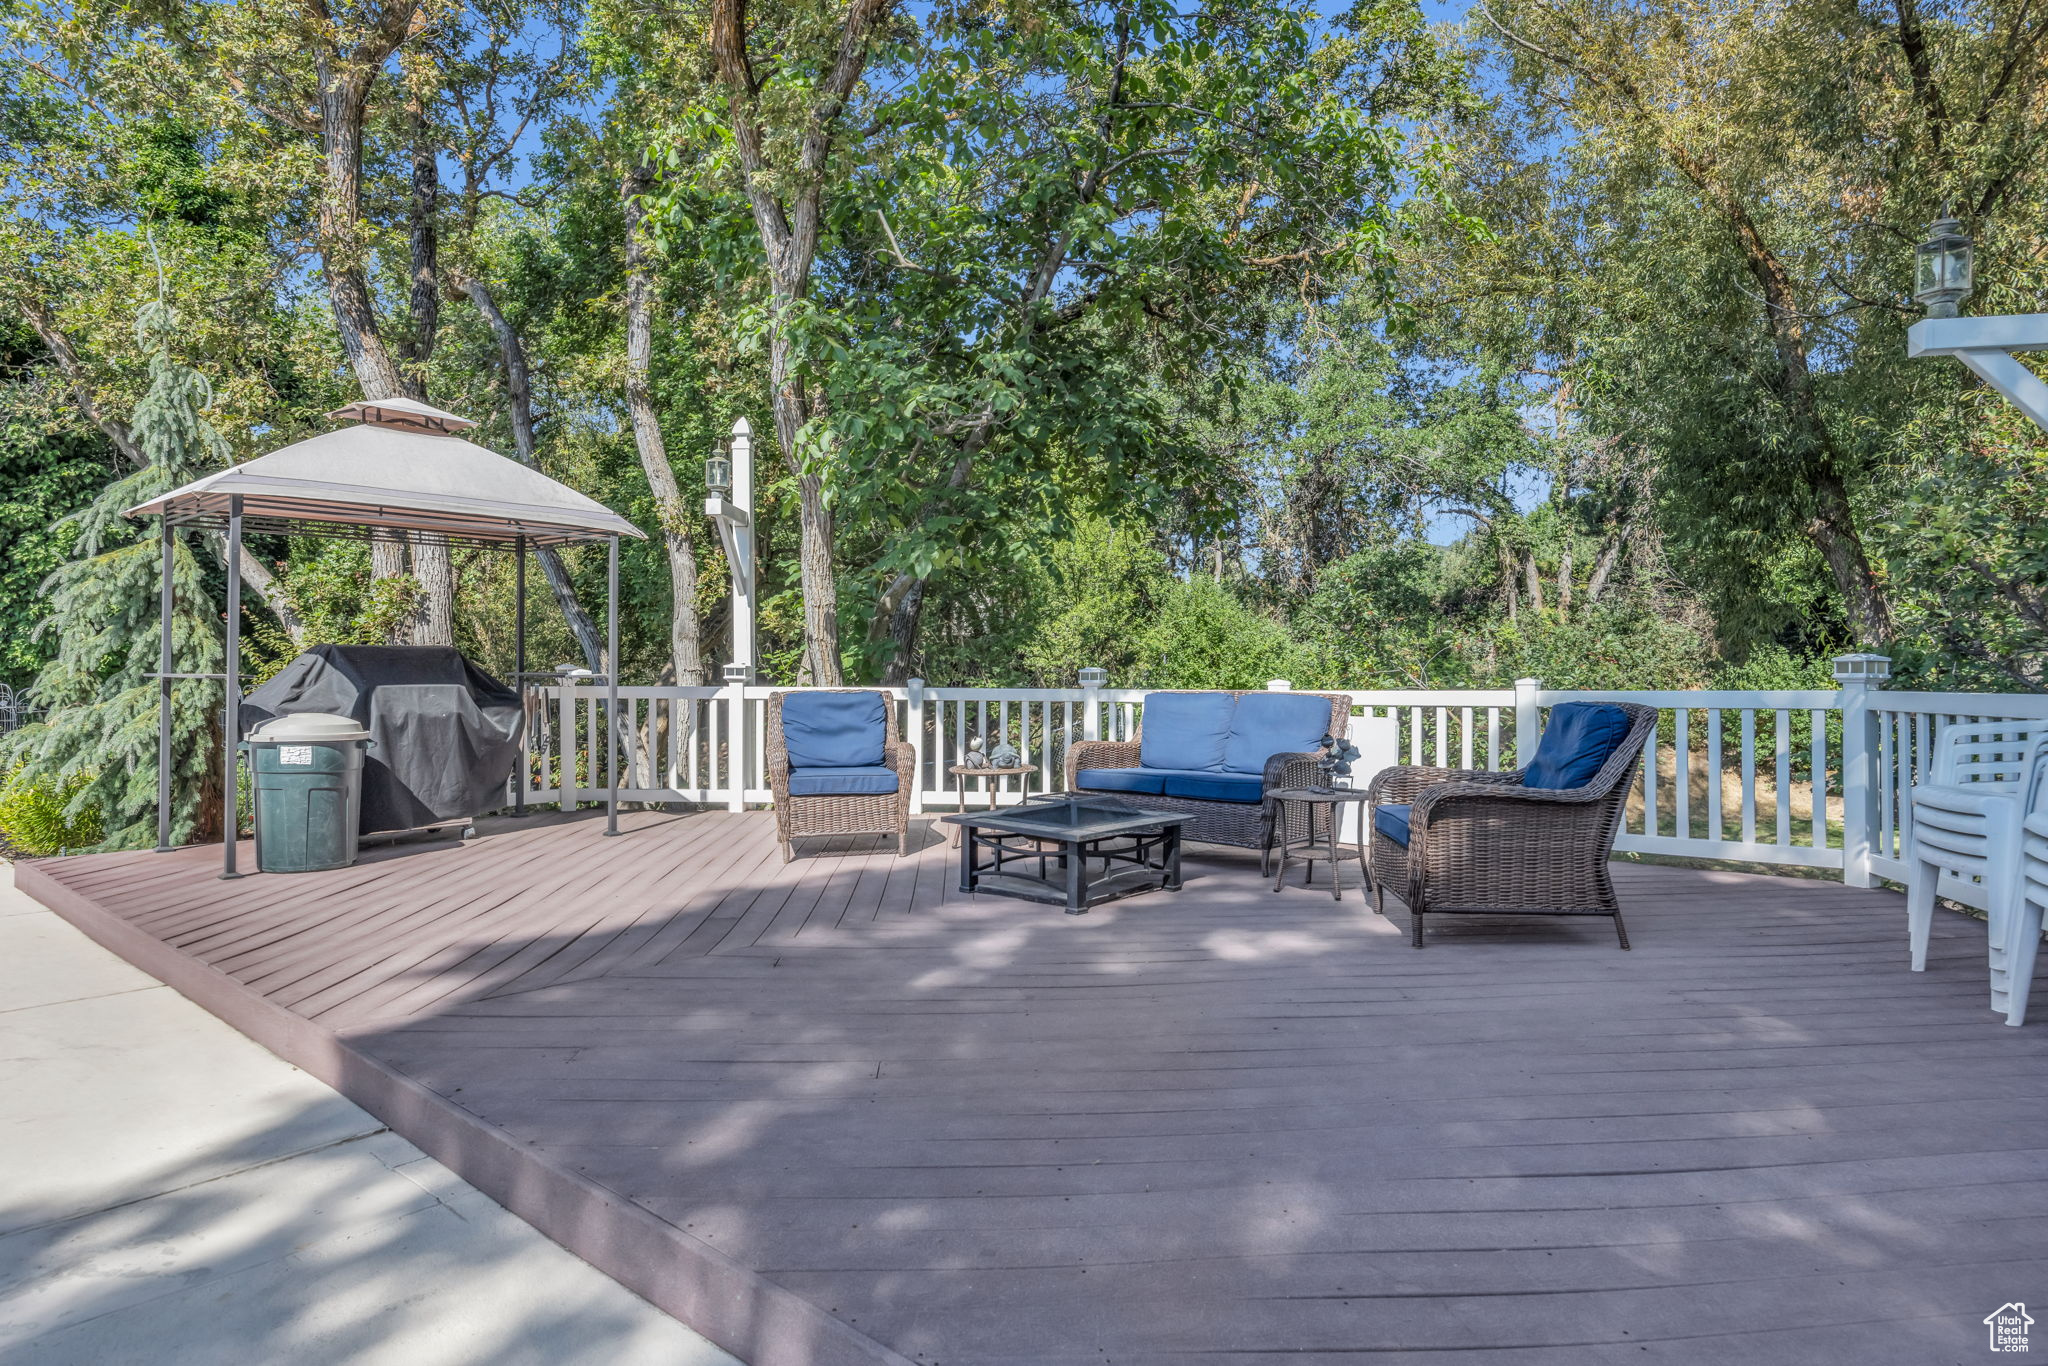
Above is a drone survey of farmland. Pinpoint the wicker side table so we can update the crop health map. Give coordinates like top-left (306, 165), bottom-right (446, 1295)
top-left (1268, 786), bottom-right (1373, 903)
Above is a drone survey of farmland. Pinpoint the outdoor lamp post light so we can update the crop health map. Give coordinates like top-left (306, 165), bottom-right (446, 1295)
top-left (704, 450), bottom-right (732, 497)
top-left (1907, 216), bottom-right (2048, 435)
top-left (1914, 216), bottom-right (1974, 319)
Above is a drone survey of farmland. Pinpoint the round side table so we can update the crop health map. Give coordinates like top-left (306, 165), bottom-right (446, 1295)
top-left (1267, 786), bottom-right (1373, 903)
top-left (947, 764), bottom-right (1037, 846)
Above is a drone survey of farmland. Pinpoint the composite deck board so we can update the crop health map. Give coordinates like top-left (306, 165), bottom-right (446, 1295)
top-left (18, 806), bottom-right (2048, 1366)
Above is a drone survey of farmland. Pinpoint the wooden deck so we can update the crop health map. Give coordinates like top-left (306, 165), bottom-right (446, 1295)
top-left (18, 808), bottom-right (2048, 1366)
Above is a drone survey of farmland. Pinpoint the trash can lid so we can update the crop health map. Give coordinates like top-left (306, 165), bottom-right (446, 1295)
top-left (248, 712), bottom-right (371, 743)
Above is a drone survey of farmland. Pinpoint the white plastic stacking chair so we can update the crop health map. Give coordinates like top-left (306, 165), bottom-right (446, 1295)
top-left (1906, 723), bottom-right (2041, 1015)
top-left (2007, 745), bottom-right (2048, 1026)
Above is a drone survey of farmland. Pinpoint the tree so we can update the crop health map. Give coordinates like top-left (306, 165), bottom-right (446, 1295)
top-left (1, 298), bottom-right (231, 848)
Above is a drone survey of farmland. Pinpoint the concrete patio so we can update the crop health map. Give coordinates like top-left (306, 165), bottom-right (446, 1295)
top-left (0, 866), bottom-right (738, 1366)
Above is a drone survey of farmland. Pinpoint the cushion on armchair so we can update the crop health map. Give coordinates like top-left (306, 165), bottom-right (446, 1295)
top-left (1522, 702), bottom-right (1634, 790)
top-left (787, 765), bottom-right (899, 797)
top-left (1374, 803), bottom-right (1412, 847)
top-left (782, 692), bottom-right (888, 769)
top-left (1076, 768), bottom-right (1167, 795)
top-left (1137, 692), bottom-right (1235, 771)
top-left (1220, 693), bottom-right (1332, 775)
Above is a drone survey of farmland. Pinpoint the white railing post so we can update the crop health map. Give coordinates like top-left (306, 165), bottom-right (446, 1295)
top-left (1266, 678), bottom-right (1292, 691)
top-left (906, 677), bottom-right (927, 814)
top-left (1834, 652), bottom-right (1891, 887)
top-left (1514, 677), bottom-right (1542, 767)
top-left (723, 663), bottom-right (750, 812)
top-left (1080, 666), bottom-right (1106, 741)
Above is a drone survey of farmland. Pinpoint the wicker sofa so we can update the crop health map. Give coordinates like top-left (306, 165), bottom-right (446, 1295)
top-left (767, 690), bottom-right (914, 862)
top-left (1366, 701), bottom-right (1658, 948)
top-left (1064, 690), bottom-right (1350, 864)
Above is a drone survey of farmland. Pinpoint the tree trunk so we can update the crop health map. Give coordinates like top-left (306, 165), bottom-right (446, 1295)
top-left (707, 0), bottom-right (889, 687)
top-left (1498, 540), bottom-right (1520, 622)
top-left (1522, 547), bottom-right (1547, 615)
top-left (622, 165), bottom-right (706, 686)
top-left (459, 275), bottom-right (605, 672)
top-left (1556, 542), bottom-right (1573, 614)
top-left (764, 318), bottom-right (843, 684)
top-left (1666, 145), bottom-right (1893, 645)
top-left (313, 53), bottom-right (407, 401)
top-left (1586, 529), bottom-right (1626, 604)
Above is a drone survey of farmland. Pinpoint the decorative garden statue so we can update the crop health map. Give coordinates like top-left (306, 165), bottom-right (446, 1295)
top-left (1316, 733), bottom-right (1362, 788)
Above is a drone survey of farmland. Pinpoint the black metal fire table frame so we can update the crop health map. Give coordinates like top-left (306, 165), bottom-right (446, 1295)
top-left (943, 796), bottom-right (1186, 914)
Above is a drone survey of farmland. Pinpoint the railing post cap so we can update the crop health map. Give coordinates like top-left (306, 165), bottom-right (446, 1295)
top-left (1514, 677), bottom-right (1540, 688)
top-left (1078, 667), bottom-right (1108, 687)
top-left (722, 662), bottom-right (752, 684)
top-left (1265, 679), bottom-right (1292, 691)
top-left (1831, 652), bottom-right (1891, 684)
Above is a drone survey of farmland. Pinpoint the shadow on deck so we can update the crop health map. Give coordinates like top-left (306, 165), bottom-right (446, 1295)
top-left (18, 808), bottom-right (2048, 1366)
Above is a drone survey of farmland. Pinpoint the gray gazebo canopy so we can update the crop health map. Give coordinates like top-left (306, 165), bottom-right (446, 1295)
top-left (128, 398), bottom-right (642, 548)
top-left (131, 399), bottom-right (644, 877)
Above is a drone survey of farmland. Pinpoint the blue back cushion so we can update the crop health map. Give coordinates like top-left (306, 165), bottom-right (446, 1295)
top-left (1523, 703), bottom-right (1634, 790)
top-left (1138, 692), bottom-right (1235, 771)
top-left (1374, 803), bottom-right (1412, 847)
top-left (782, 692), bottom-right (887, 769)
top-left (1221, 693), bottom-right (1332, 775)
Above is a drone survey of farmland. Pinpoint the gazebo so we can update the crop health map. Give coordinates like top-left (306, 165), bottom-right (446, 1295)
top-left (126, 397), bottom-right (645, 878)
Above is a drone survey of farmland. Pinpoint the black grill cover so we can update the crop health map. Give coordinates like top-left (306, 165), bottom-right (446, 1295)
top-left (241, 645), bottom-right (524, 835)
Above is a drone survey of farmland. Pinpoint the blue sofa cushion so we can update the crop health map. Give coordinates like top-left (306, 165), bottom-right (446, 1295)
top-left (1221, 693), bottom-right (1332, 775)
top-left (787, 765), bottom-right (899, 797)
top-left (1138, 692), bottom-right (1235, 772)
top-left (1160, 770), bottom-right (1263, 803)
top-left (1374, 802), bottom-right (1412, 847)
top-left (1523, 702), bottom-right (1634, 790)
top-left (1075, 767), bottom-right (1167, 795)
top-left (782, 692), bottom-right (887, 769)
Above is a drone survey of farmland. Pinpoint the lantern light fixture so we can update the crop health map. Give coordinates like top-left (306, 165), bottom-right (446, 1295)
top-left (705, 450), bottom-right (733, 497)
top-left (1914, 214), bottom-right (1974, 319)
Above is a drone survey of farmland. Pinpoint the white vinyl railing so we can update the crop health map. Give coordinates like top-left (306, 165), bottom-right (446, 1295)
top-left (511, 670), bottom-right (2045, 900)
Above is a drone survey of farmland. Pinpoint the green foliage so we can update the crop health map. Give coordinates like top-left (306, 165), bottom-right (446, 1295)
top-left (0, 374), bottom-right (108, 688)
top-left (247, 543), bottom-right (420, 684)
top-left (0, 300), bottom-right (227, 849)
top-left (1875, 399), bottom-right (2048, 692)
top-left (0, 764), bottom-right (102, 855)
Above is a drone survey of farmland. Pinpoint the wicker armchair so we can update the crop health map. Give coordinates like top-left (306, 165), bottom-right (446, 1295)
top-left (1064, 691), bottom-right (1350, 864)
top-left (767, 690), bottom-right (914, 862)
top-left (1366, 702), bottom-right (1657, 949)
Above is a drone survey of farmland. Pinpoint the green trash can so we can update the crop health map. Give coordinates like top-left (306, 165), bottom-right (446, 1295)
top-left (243, 713), bottom-right (372, 873)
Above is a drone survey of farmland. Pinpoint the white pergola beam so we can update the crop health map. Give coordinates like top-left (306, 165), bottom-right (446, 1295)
top-left (1909, 314), bottom-right (2048, 435)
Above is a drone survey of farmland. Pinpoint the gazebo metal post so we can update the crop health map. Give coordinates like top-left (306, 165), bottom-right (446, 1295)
top-left (605, 534), bottom-right (620, 836)
top-left (156, 518), bottom-right (173, 852)
top-left (514, 534), bottom-right (527, 817)
top-left (220, 495), bottom-right (244, 879)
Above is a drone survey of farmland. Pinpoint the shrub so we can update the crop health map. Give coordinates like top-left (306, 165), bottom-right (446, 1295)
top-left (0, 765), bottom-right (104, 856)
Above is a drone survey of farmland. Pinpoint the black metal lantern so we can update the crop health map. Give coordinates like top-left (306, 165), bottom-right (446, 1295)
top-left (1914, 216), bottom-right (1973, 319)
top-left (705, 449), bottom-right (733, 496)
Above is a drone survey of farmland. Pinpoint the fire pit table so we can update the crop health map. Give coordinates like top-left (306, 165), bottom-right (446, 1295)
top-left (941, 794), bottom-right (1185, 915)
